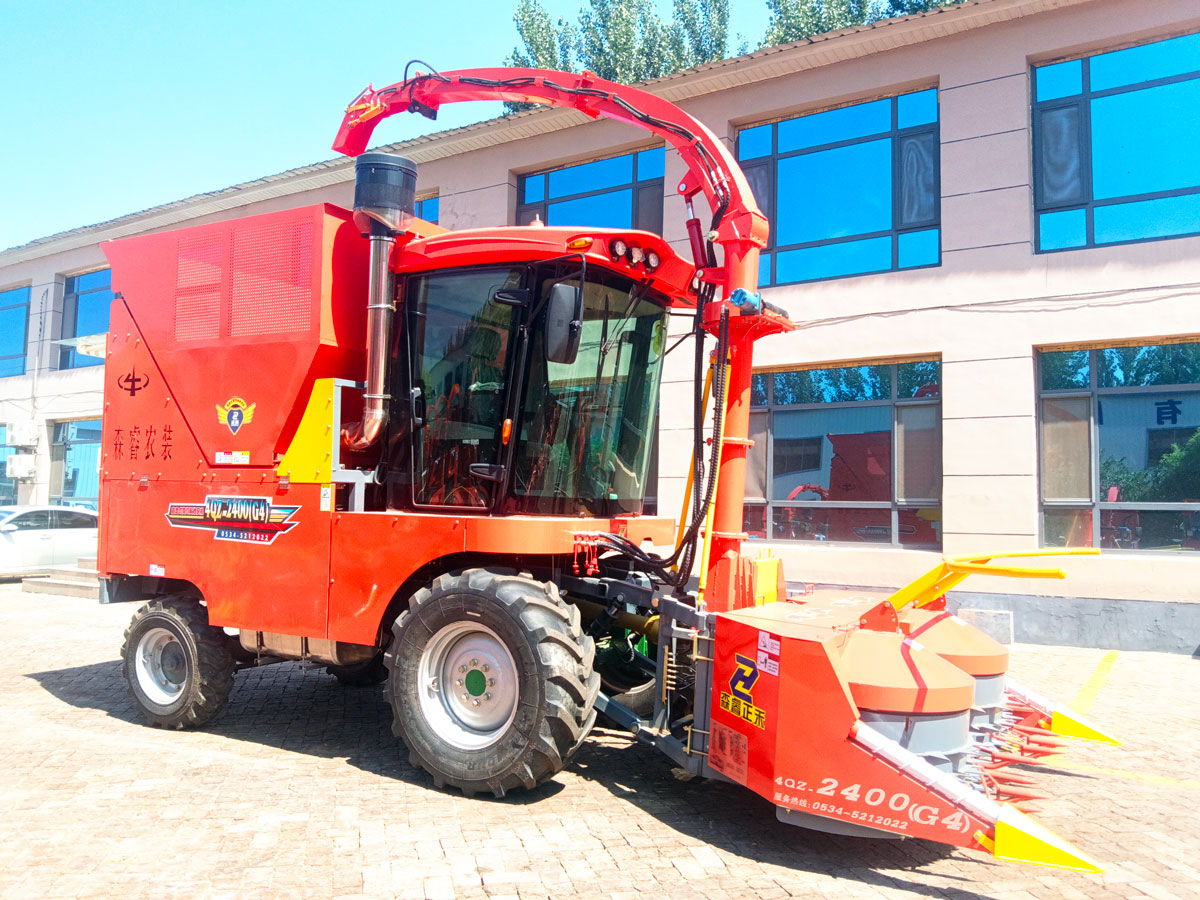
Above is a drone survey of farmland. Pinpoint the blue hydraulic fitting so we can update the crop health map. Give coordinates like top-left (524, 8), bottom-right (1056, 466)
top-left (729, 287), bottom-right (763, 314)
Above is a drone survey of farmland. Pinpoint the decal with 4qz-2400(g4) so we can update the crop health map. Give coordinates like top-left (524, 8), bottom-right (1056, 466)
top-left (165, 495), bottom-right (299, 545)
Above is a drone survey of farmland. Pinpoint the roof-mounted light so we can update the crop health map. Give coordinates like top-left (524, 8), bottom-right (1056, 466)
top-left (609, 238), bottom-right (629, 260)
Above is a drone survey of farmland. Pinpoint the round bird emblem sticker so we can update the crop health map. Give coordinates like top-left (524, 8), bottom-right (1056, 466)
top-left (216, 397), bottom-right (256, 435)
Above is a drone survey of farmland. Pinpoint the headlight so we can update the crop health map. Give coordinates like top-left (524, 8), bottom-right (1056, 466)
top-left (610, 239), bottom-right (629, 260)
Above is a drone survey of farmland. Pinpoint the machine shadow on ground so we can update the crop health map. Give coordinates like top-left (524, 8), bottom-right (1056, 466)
top-left (29, 657), bottom-right (1001, 900)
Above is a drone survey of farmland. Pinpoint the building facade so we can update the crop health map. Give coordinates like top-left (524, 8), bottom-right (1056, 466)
top-left (2, 0), bottom-right (1197, 649)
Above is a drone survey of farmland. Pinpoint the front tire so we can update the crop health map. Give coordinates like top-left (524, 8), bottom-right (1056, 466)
top-left (121, 596), bottom-right (235, 729)
top-left (386, 569), bottom-right (599, 797)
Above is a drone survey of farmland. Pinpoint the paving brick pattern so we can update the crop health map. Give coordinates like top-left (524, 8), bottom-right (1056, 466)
top-left (1, 583), bottom-right (1197, 900)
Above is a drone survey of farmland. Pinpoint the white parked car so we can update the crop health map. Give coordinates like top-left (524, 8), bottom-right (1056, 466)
top-left (0, 506), bottom-right (98, 576)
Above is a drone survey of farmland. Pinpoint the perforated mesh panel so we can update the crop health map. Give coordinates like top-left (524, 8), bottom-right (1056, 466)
top-left (230, 222), bottom-right (315, 337)
top-left (174, 235), bottom-right (223, 341)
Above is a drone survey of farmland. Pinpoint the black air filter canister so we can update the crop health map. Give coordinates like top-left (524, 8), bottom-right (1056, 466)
top-left (353, 152), bottom-right (417, 236)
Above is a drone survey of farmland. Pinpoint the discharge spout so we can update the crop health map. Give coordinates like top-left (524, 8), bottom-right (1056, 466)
top-left (342, 153), bottom-right (417, 451)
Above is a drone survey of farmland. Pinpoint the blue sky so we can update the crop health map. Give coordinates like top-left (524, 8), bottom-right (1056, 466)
top-left (0, 1), bottom-right (771, 251)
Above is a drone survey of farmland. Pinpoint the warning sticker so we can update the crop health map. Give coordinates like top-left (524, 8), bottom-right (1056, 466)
top-left (758, 631), bottom-right (781, 656)
top-left (757, 649), bottom-right (779, 677)
top-left (708, 719), bottom-right (749, 784)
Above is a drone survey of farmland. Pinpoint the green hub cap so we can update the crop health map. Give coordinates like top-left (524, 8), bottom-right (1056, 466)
top-left (464, 668), bottom-right (487, 697)
top-left (417, 622), bottom-right (519, 750)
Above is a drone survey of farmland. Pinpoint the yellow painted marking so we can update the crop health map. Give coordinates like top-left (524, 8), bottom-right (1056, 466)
top-left (1070, 650), bottom-right (1119, 714)
top-left (1053, 761), bottom-right (1200, 791)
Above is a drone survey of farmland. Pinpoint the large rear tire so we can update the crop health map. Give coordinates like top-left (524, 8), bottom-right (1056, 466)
top-left (121, 596), bottom-right (235, 729)
top-left (385, 569), bottom-right (599, 797)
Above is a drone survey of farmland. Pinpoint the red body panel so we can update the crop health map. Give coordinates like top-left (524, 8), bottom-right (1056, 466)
top-left (101, 204), bottom-right (368, 469)
top-left (99, 201), bottom-right (682, 645)
top-left (709, 602), bottom-right (990, 849)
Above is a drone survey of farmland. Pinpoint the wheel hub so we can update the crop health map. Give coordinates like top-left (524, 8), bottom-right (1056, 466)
top-left (133, 626), bottom-right (187, 706)
top-left (418, 622), bottom-right (518, 750)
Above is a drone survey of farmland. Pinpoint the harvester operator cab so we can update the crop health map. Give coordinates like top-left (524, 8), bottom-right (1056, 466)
top-left (383, 250), bottom-right (671, 520)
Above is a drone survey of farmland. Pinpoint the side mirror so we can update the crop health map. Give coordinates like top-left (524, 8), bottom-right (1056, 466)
top-left (545, 282), bottom-right (582, 365)
top-left (0, 524), bottom-right (15, 534)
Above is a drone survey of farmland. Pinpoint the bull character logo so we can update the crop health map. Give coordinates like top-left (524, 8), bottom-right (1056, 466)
top-left (216, 397), bottom-right (256, 435)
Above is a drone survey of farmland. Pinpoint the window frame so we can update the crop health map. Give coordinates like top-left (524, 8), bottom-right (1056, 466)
top-left (745, 358), bottom-right (942, 548)
top-left (1036, 340), bottom-right (1200, 552)
top-left (737, 87), bottom-right (942, 287)
top-left (60, 269), bottom-right (112, 370)
top-left (1031, 31), bottom-right (1200, 253)
top-left (0, 285), bottom-right (30, 378)
top-left (0, 425), bottom-right (17, 504)
top-left (516, 147), bottom-right (665, 234)
top-left (49, 419), bottom-right (102, 508)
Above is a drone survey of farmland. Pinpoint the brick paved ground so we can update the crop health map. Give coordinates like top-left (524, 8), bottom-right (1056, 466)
top-left (1, 583), bottom-right (1197, 900)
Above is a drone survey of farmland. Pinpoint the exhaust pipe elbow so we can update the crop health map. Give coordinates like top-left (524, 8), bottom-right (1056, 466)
top-left (340, 152), bottom-right (416, 453)
top-left (341, 406), bottom-right (387, 451)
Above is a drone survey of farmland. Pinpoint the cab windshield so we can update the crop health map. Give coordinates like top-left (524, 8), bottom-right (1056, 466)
top-left (507, 265), bottom-right (667, 517)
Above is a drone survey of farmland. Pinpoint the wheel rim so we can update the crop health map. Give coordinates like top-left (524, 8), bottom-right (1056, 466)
top-left (134, 626), bottom-right (188, 706)
top-left (417, 622), bottom-right (519, 750)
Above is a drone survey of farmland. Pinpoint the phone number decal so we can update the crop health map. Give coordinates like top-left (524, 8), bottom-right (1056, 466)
top-left (773, 776), bottom-right (970, 833)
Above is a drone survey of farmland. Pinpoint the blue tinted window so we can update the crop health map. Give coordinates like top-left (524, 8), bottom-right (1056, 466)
top-left (421, 197), bottom-right (439, 224)
top-left (0, 357), bottom-right (22, 378)
top-left (778, 98), bottom-right (890, 153)
top-left (61, 268), bottom-right (111, 369)
top-left (898, 229), bottom-right (939, 267)
top-left (0, 304), bottom-right (28, 356)
top-left (1094, 193), bottom-right (1200, 244)
top-left (520, 149), bottom-right (664, 236)
top-left (1090, 31), bottom-right (1200, 92)
top-left (776, 235), bottom-right (892, 283)
top-left (739, 124), bottom-right (772, 160)
top-left (547, 155), bottom-right (632, 199)
top-left (548, 189), bottom-right (633, 229)
top-left (524, 174), bottom-right (545, 204)
top-left (757, 253), bottom-right (770, 288)
top-left (76, 289), bottom-right (114, 337)
top-left (776, 139), bottom-right (891, 245)
top-left (1033, 31), bottom-right (1200, 254)
top-left (1039, 208), bottom-right (1088, 249)
top-left (1036, 59), bottom-right (1083, 101)
top-left (1091, 80), bottom-right (1200, 199)
top-left (897, 89), bottom-right (938, 128)
top-left (637, 148), bottom-right (665, 180)
top-left (758, 90), bottom-right (939, 285)
top-left (74, 269), bottom-right (111, 292)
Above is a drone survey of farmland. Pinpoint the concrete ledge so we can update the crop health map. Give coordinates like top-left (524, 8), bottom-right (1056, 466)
top-left (793, 580), bottom-right (1200, 655)
top-left (947, 591), bottom-right (1200, 656)
top-left (954, 608), bottom-right (1014, 645)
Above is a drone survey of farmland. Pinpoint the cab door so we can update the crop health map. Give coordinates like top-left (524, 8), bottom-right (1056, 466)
top-left (406, 266), bottom-right (525, 511)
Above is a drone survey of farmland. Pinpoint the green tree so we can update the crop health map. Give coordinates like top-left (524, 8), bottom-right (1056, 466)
top-left (763, 0), bottom-right (966, 45)
top-left (504, 0), bottom-right (737, 112)
top-left (1154, 428), bottom-right (1200, 502)
top-left (507, 0), bottom-right (577, 73)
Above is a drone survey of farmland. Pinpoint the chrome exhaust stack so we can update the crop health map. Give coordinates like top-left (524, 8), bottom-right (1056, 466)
top-left (342, 152), bottom-right (417, 451)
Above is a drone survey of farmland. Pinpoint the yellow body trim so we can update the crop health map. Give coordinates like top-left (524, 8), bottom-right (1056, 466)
top-left (277, 378), bottom-right (337, 483)
top-left (992, 805), bottom-right (1103, 873)
top-left (1049, 707), bottom-right (1122, 746)
top-left (752, 552), bottom-right (780, 606)
top-left (886, 548), bottom-right (1101, 611)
